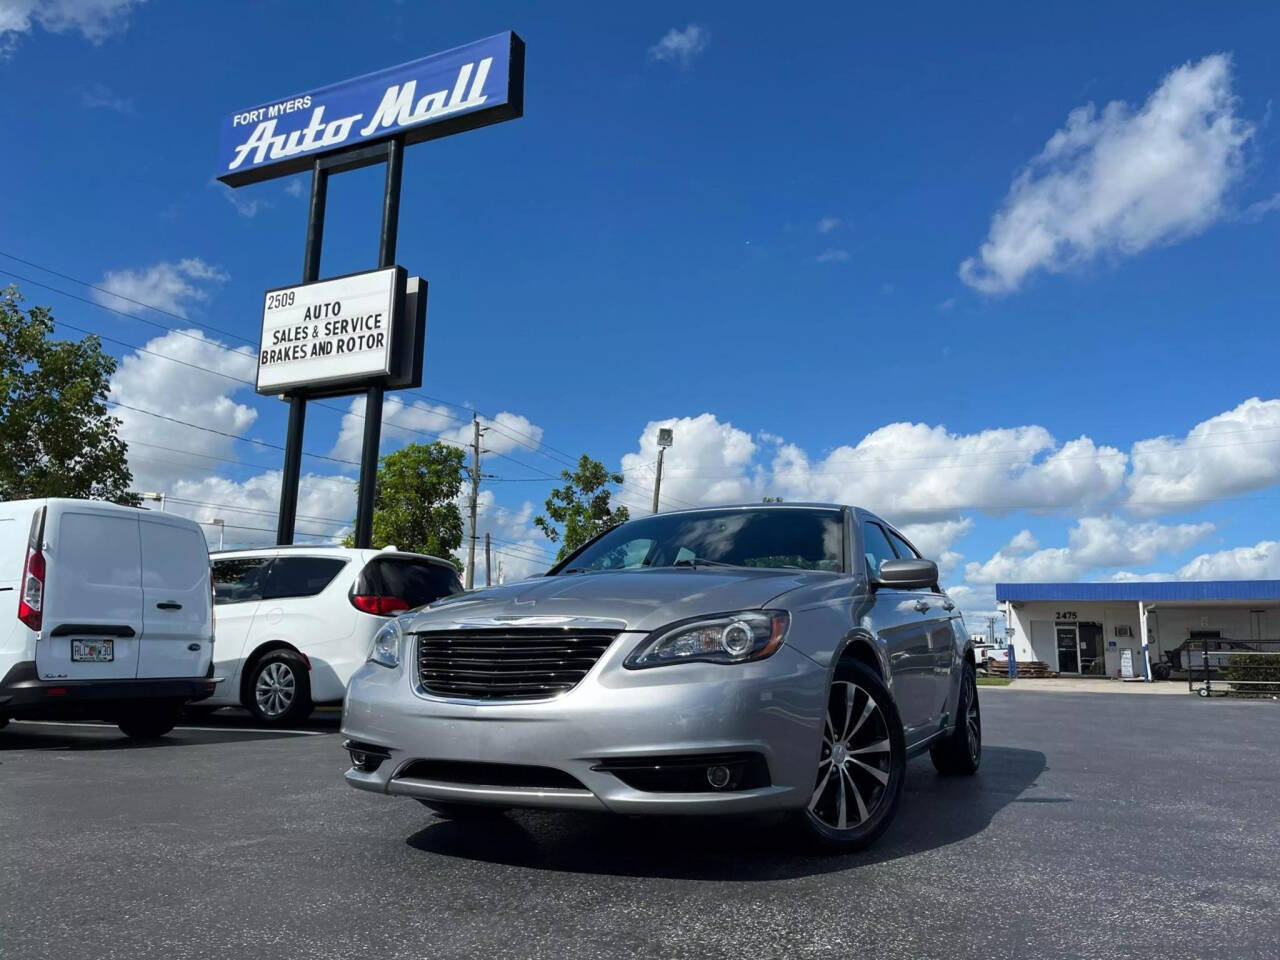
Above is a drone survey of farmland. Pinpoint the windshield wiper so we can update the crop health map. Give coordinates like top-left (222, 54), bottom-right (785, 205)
top-left (671, 556), bottom-right (741, 569)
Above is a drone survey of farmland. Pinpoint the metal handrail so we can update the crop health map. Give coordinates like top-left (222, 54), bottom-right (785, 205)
top-left (1186, 637), bottom-right (1280, 697)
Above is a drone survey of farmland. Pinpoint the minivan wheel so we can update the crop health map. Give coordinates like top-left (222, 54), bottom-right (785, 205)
top-left (795, 660), bottom-right (906, 853)
top-left (117, 702), bottom-right (182, 740)
top-left (930, 661), bottom-right (981, 776)
top-left (416, 800), bottom-right (509, 820)
top-left (246, 651), bottom-right (313, 725)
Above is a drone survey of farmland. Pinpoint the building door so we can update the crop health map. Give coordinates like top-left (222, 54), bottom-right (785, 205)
top-left (1056, 625), bottom-right (1079, 673)
top-left (1077, 622), bottom-right (1103, 675)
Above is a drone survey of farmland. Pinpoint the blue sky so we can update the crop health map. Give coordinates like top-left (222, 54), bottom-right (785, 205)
top-left (3, 1), bottom-right (1279, 619)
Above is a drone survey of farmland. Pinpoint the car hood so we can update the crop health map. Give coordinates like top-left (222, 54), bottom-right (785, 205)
top-left (408, 567), bottom-right (835, 634)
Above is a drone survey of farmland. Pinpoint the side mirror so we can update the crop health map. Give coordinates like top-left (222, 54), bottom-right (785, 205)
top-left (875, 558), bottom-right (939, 591)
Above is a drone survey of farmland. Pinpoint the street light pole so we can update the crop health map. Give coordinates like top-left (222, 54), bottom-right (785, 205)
top-left (652, 428), bottom-right (673, 514)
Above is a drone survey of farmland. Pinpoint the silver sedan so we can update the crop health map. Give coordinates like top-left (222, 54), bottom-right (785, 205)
top-left (341, 503), bottom-right (981, 852)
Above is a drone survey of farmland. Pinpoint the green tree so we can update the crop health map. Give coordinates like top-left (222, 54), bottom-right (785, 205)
top-left (345, 441), bottom-right (464, 566)
top-left (535, 454), bottom-right (630, 563)
top-left (0, 285), bottom-right (137, 503)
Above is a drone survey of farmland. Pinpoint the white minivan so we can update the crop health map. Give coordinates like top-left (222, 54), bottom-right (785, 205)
top-left (0, 498), bottom-right (216, 738)
top-left (204, 546), bottom-right (463, 725)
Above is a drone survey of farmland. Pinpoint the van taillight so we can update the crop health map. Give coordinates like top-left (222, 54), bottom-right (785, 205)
top-left (210, 568), bottom-right (216, 636)
top-left (18, 547), bottom-right (44, 631)
top-left (350, 594), bottom-right (409, 616)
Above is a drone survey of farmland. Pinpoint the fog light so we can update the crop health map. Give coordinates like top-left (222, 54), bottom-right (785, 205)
top-left (344, 740), bottom-right (390, 773)
top-left (706, 764), bottom-right (732, 789)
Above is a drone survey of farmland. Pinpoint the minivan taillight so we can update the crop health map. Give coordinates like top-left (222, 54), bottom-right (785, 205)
top-left (18, 547), bottom-right (44, 631)
top-left (350, 594), bottom-right (410, 616)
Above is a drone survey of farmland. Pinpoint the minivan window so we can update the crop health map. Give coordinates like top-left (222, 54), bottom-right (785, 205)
top-left (366, 559), bottom-right (463, 609)
top-left (886, 529), bottom-right (919, 560)
top-left (213, 558), bottom-right (272, 605)
top-left (862, 522), bottom-right (897, 578)
top-left (263, 557), bottom-right (349, 600)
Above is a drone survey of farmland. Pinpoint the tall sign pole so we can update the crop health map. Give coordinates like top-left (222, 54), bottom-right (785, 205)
top-left (352, 137), bottom-right (404, 548)
top-left (218, 32), bottom-right (525, 549)
top-left (466, 415), bottom-right (482, 589)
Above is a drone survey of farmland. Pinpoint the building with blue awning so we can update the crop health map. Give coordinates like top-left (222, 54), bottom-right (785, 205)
top-left (996, 581), bottom-right (1280, 680)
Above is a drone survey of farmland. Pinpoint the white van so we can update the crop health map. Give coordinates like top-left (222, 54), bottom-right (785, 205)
top-left (0, 498), bottom-right (216, 738)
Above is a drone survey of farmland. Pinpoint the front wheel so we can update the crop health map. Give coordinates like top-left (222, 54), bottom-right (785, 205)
top-left (931, 661), bottom-right (981, 775)
top-left (795, 660), bottom-right (906, 853)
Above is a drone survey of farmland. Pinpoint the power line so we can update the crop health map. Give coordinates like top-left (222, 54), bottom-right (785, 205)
top-left (107, 400), bottom-right (363, 468)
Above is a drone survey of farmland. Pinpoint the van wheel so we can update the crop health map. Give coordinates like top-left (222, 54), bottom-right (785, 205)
top-left (931, 662), bottom-right (981, 776)
top-left (246, 651), bottom-right (313, 725)
top-left (117, 703), bottom-right (182, 740)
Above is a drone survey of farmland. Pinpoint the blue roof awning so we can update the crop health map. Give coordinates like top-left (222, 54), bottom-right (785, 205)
top-left (995, 581), bottom-right (1280, 603)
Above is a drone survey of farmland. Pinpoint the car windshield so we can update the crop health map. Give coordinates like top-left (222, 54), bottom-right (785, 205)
top-left (556, 507), bottom-right (845, 574)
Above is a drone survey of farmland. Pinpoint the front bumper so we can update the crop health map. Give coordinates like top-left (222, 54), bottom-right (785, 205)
top-left (340, 637), bottom-right (827, 816)
top-left (0, 661), bottom-right (216, 718)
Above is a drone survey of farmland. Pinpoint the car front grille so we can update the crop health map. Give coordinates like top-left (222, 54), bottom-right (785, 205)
top-left (414, 629), bottom-right (619, 701)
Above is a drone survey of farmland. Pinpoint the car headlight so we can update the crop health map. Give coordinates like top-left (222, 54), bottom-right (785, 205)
top-left (368, 616), bottom-right (406, 668)
top-left (625, 610), bottom-right (790, 669)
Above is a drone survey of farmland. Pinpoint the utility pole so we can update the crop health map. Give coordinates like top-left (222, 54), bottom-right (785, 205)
top-left (653, 427), bottom-right (674, 514)
top-left (466, 414), bottom-right (483, 590)
top-left (484, 532), bottom-right (492, 587)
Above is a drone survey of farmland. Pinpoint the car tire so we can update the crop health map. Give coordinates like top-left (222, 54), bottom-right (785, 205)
top-left (416, 800), bottom-right (509, 820)
top-left (117, 702), bottom-right (182, 740)
top-left (930, 661), bottom-right (981, 776)
top-left (245, 650), bottom-right (313, 725)
top-left (795, 660), bottom-right (906, 853)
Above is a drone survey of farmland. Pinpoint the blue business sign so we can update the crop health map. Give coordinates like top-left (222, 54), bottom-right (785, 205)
top-left (217, 31), bottom-right (524, 186)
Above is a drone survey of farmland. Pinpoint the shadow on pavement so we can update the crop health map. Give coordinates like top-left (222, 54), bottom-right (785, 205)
top-left (0, 711), bottom-right (338, 751)
top-left (404, 745), bottom-right (1048, 880)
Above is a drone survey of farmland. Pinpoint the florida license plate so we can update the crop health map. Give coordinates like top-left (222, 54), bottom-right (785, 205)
top-left (72, 639), bottom-right (114, 662)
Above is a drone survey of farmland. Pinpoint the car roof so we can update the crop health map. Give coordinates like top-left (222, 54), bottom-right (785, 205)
top-left (210, 545), bottom-right (458, 568)
top-left (653, 502), bottom-right (849, 516)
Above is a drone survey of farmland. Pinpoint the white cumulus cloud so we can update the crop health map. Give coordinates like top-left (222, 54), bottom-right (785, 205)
top-left (94, 258), bottom-right (228, 319)
top-left (1, 0), bottom-right (144, 53)
top-left (960, 54), bottom-right (1254, 293)
top-left (1127, 397), bottom-right (1280, 512)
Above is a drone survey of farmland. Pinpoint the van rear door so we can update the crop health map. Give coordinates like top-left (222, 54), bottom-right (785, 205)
top-left (37, 502), bottom-right (144, 681)
top-left (137, 515), bottom-right (212, 679)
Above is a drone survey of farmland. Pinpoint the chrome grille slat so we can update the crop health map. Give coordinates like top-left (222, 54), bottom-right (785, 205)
top-left (415, 629), bottom-right (618, 701)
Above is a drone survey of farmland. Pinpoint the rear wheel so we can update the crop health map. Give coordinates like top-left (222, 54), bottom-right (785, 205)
top-left (931, 661), bottom-right (981, 775)
top-left (416, 800), bottom-right (509, 820)
top-left (245, 651), bottom-right (313, 725)
top-left (795, 660), bottom-right (906, 853)
top-left (117, 702), bottom-right (182, 740)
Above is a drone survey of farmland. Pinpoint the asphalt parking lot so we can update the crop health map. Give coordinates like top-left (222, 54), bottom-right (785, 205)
top-left (3, 691), bottom-right (1279, 960)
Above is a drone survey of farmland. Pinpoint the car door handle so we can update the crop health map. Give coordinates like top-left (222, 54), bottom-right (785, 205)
top-left (156, 602), bottom-right (183, 610)
top-left (914, 599), bottom-right (931, 613)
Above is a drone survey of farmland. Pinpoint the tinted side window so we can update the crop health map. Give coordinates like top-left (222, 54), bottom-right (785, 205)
top-left (887, 530), bottom-right (919, 560)
top-left (263, 557), bottom-right (349, 600)
top-left (213, 558), bottom-right (271, 605)
top-left (861, 522), bottom-right (897, 579)
top-left (366, 559), bottom-right (463, 609)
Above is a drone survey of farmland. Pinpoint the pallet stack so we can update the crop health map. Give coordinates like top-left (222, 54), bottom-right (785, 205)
top-left (983, 659), bottom-right (1056, 679)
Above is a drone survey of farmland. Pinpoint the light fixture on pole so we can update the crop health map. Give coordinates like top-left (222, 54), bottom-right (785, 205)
top-left (211, 518), bottom-right (225, 550)
top-left (652, 428), bottom-right (674, 514)
top-left (138, 492), bottom-right (166, 512)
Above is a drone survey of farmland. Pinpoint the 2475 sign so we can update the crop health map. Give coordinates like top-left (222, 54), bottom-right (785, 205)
top-left (217, 32), bottom-right (524, 187)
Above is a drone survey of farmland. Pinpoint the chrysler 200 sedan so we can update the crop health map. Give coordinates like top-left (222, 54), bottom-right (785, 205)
top-left (341, 503), bottom-right (981, 851)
